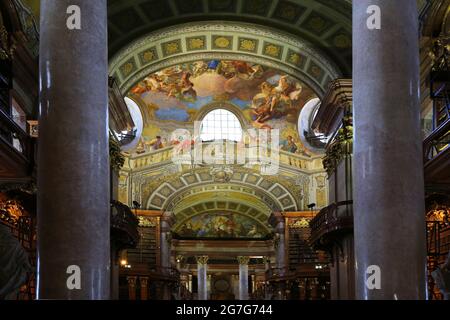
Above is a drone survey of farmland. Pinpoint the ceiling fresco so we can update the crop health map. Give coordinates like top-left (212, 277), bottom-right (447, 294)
top-left (173, 212), bottom-right (271, 239)
top-left (128, 59), bottom-right (317, 156)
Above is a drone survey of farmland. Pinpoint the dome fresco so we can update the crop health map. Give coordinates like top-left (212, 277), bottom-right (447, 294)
top-left (128, 59), bottom-right (318, 155)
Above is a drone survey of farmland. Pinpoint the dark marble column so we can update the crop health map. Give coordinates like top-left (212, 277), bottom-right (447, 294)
top-left (37, 0), bottom-right (110, 299)
top-left (353, 0), bottom-right (427, 299)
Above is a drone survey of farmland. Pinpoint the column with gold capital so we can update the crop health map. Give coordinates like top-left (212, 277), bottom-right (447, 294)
top-left (196, 256), bottom-right (209, 300)
top-left (237, 256), bottom-right (250, 300)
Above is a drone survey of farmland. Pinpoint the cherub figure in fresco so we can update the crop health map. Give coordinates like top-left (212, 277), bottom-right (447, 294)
top-left (272, 76), bottom-right (303, 109)
top-left (145, 74), bottom-right (163, 92)
top-left (247, 225), bottom-right (260, 238)
top-left (165, 82), bottom-right (179, 99)
top-left (130, 74), bottom-right (163, 95)
top-left (180, 72), bottom-right (197, 100)
top-left (280, 135), bottom-right (298, 154)
top-left (231, 61), bottom-right (256, 79)
top-left (250, 76), bottom-right (303, 127)
top-left (159, 71), bottom-right (197, 101)
top-left (251, 82), bottom-right (284, 128)
top-left (147, 136), bottom-right (164, 150)
top-left (252, 102), bottom-right (274, 127)
top-left (135, 137), bottom-right (146, 154)
top-left (250, 82), bottom-right (274, 125)
top-left (192, 61), bottom-right (208, 77)
top-left (225, 218), bottom-right (236, 237)
top-left (219, 61), bottom-right (264, 80)
top-left (250, 64), bottom-right (264, 79)
top-left (216, 60), bottom-right (233, 78)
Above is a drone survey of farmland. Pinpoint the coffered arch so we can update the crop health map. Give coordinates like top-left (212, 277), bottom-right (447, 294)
top-left (107, 0), bottom-right (352, 76)
top-left (108, 21), bottom-right (344, 97)
top-left (171, 191), bottom-right (274, 231)
top-left (143, 166), bottom-right (301, 213)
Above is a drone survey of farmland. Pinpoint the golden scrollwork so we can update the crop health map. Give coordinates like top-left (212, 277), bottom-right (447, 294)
top-left (322, 115), bottom-right (353, 176)
top-left (214, 37), bottom-right (230, 48)
top-left (138, 216), bottom-right (157, 227)
top-left (264, 44), bottom-right (280, 57)
top-left (429, 38), bottom-right (450, 71)
top-left (427, 206), bottom-right (450, 227)
top-left (0, 200), bottom-right (25, 225)
top-left (110, 136), bottom-right (125, 171)
top-left (290, 218), bottom-right (310, 229)
top-left (196, 255), bottom-right (209, 265)
top-left (239, 39), bottom-right (256, 51)
top-left (0, 25), bottom-right (15, 60)
top-left (188, 38), bottom-right (205, 50)
top-left (289, 53), bottom-right (302, 65)
top-left (142, 51), bottom-right (155, 63)
top-left (121, 62), bottom-right (134, 77)
top-left (165, 42), bottom-right (180, 55)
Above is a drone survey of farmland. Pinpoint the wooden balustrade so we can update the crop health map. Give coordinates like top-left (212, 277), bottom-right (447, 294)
top-left (110, 200), bottom-right (139, 249)
top-left (121, 264), bottom-right (181, 300)
top-left (309, 201), bottom-right (353, 250)
top-left (265, 266), bottom-right (330, 300)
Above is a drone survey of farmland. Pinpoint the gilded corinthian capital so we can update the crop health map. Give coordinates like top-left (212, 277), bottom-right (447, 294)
top-left (196, 255), bottom-right (209, 265)
top-left (237, 256), bottom-right (250, 265)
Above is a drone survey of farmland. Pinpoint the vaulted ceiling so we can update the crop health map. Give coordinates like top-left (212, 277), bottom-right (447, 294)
top-left (107, 0), bottom-right (352, 76)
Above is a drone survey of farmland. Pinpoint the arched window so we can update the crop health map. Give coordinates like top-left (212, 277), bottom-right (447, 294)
top-left (200, 109), bottom-right (243, 142)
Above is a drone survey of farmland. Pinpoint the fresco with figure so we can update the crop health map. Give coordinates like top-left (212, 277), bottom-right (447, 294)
top-left (128, 59), bottom-right (318, 155)
top-left (174, 212), bottom-right (270, 239)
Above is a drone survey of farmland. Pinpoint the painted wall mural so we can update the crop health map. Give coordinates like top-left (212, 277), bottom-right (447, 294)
top-left (174, 212), bottom-right (270, 239)
top-left (128, 60), bottom-right (318, 155)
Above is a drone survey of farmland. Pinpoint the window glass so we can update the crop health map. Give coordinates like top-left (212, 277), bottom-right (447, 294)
top-left (200, 109), bottom-right (242, 142)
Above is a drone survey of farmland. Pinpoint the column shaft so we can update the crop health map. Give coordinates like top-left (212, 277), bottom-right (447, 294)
top-left (37, 0), bottom-right (109, 299)
top-left (276, 223), bottom-right (286, 270)
top-left (127, 276), bottom-right (137, 300)
top-left (353, 0), bottom-right (427, 299)
top-left (140, 277), bottom-right (149, 300)
top-left (196, 256), bottom-right (208, 300)
top-left (160, 212), bottom-right (174, 269)
top-left (238, 256), bottom-right (250, 300)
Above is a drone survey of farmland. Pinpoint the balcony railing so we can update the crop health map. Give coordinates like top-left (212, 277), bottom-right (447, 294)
top-left (423, 118), bottom-right (450, 165)
top-left (127, 141), bottom-right (320, 172)
top-left (266, 262), bottom-right (329, 281)
top-left (110, 200), bottom-right (139, 249)
top-left (122, 263), bottom-right (180, 281)
top-left (309, 201), bottom-right (353, 249)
